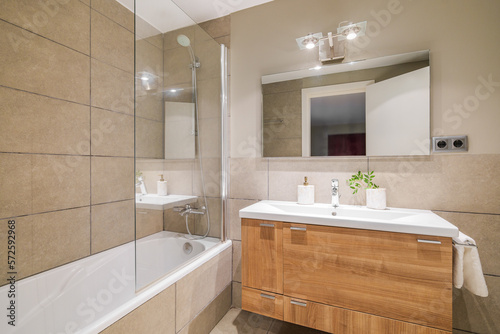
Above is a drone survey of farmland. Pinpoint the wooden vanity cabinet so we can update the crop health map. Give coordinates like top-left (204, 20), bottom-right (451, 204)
top-left (241, 218), bottom-right (453, 333)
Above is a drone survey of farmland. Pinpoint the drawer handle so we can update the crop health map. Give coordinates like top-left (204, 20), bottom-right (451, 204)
top-left (260, 223), bottom-right (275, 227)
top-left (260, 293), bottom-right (275, 300)
top-left (417, 239), bottom-right (441, 244)
top-left (290, 227), bottom-right (307, 231)
top-left (290, 300), bottom-right (307, 307)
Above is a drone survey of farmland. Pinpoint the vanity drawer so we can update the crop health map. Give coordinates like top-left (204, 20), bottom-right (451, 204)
top-left (242, 287), bottom-right (284, 320)
top-left (284, 296), bottom-right (333, 333)
top-left (283, 223), bottom-right (453, 331)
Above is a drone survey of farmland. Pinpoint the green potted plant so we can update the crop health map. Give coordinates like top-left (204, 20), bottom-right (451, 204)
top-left (348, 171), bottom-right (386, 209)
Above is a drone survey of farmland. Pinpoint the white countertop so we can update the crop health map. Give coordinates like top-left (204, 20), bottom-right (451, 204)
top-left (239, 200), bottom-right (459, 238)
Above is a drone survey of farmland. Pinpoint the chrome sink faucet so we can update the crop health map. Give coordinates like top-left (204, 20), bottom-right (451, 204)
top-left (331, 178), bottom-right (340, 208)
top-left (136, 176), bottom-right (148, 195)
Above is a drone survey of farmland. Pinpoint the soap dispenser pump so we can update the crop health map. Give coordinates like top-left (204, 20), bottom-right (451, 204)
top-left (158, 174), bottom-right (167, 196)
top-left (298, 176), bottom-right (314, 205)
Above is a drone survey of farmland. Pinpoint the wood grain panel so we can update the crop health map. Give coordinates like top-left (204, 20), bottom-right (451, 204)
top-left (242, 286), bottom-right (284, 320)
top-left (284, 296), bottom-right (333, 332)
top-left (242, 219), bottom-right (283, 294)
top-left (283, 223), bottom-right (452, 331)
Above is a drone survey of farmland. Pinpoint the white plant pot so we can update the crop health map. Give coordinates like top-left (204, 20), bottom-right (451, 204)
top-left (366, 188), bottom-right (386, 210)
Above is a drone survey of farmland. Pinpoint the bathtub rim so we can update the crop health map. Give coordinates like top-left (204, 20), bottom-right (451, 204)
top-left (82, 238), bottom-right (232, 334)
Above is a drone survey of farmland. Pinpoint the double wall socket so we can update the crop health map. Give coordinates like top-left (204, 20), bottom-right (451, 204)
top-left (432, 136), bottom-right (468, 152)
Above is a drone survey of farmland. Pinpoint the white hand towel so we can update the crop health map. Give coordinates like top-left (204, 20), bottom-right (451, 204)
top-left (452, 231), bottom-right (488, 297)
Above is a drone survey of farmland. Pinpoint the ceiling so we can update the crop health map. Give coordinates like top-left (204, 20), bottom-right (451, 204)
top-left (117, 0), bottom-right (273, 33)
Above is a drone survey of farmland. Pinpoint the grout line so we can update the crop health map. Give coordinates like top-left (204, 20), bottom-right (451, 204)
top-left (432, 209), bottom-right (500, 216)
top-left (0, 151), bottom-right (135, 159)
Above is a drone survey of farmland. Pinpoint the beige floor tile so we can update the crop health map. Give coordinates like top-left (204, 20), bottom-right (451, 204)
top-left (32, 154), bottom-right (90, 213)
top-left (232, 240), bottom-right (241, 282)
top-left (210, 308), bottom-right (273, 334)
top-left (179, 284), bottom-right (231, 334)
top-left (0, 216), bottom-right (34, 285)
top-left (91, 59), bottom-right (134, 115)
top-left (436, 211), bottom-right (500, 276)
top-left (91, 200), bottom-right (134, 254)
top-left (91, 10), bottom-right (133, 73)
top-left (32, 207), bottom-right (90, 274)
top-left (453, 275), bottom-right (500, 333)
top-left (91, 157), bottom-right (134, 204)
top-left (0, 153), bottom-right (32, 219)
top-left (0, 87), bottom-right (90, 155)
top-left (100, 283), bottom-right (175, 334)
top-left (176, 246), bottom-right (232, 331)
top-left (228, 199), bottom-right (258, 241)
top-left (229, 158), bottom-right (269, 200)
top-left (369, 154), bottom-right (500, 214)
top-left (135, 117), bottom-right (164, 159)
top-left (268, 157), bottom-right (368, 205)
top-left (0, 0), bottom-right (90, 54)
top-left (91, 0), bottom-right (133, 32)
top-left (0, 20), bottom-right (90, 104)
top-left (91, 108), bottom-right (134, 157)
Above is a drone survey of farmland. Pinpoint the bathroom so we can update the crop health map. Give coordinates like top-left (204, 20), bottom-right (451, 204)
top-left (0, 0), bottom-right (498, 333)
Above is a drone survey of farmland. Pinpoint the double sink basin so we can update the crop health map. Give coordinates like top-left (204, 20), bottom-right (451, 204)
top-left (239, 200), bottom-right (459, 237)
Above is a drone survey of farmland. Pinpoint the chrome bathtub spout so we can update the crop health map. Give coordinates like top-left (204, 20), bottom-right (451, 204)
top-left (331, 178), bottom-right (340, 208)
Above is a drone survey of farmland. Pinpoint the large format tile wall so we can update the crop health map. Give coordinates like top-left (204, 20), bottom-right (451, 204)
top-left (0, 0), bottom-right (134, 284)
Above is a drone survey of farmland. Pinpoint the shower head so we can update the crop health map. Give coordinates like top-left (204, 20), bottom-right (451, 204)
top-left (177, 34), bottom-right (191, 47)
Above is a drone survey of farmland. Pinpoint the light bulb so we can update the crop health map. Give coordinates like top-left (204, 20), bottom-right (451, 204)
top-left (346, 31), bottom-right (357, 40)
top-left (306, 41), bottom-right (315, 49)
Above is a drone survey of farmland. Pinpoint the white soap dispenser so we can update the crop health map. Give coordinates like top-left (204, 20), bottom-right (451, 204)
top-left (157, 174), bottom-right (167, 196)
top-left (298, 176), bottom-right (314, 205)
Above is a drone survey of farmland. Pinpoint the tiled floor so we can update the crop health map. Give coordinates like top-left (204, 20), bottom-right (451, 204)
top-left (210, 308), bottom-right (328, 334)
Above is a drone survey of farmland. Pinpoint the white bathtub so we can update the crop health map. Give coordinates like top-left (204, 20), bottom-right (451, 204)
top-left (0, 231), bottom-right (231, 334)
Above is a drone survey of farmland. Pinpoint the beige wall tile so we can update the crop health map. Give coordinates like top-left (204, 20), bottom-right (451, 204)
top-left (135, 117), bottom-right (164, 159)
top-left (179, 284), bottom-right (231, 334)
top-left (0, 87), bottom-right (90, 155)
top-left (195, 197), bottom-right (221, 238)
top-left (199, 16), bottom-right (230, 39)
top-left (369, 154), bottom-right (500, 214)
top-left (0, 20), bottom-right (90, 104)
top-left (0, 216), bottom-right (34, 284)
top-left (164, 47), bottom-right (192, 86)
top-left (164, 208), bottom-right (195, 234)
top-left (211, 308), bottom-right (273, 334)
top-left (0, 0), bottom-right (90, 54)
top-left (268, 158), bottom-right (368, 205)
top-left (435, 211), bottom-right (500, 276)
top-left (163, 160), bottom-right (194, 196)
top-left (197, 78), bottom-right (221, 119)
top-left (91, 10), bottom-right (133, 73)
top-left (101, 283), bottom-right (175, 334)
top-left (135, 92), bottom-right (164, 123)
top-left (176, 246), bottom-right (232, 331)
top-left (91, 0), bottom-right (133, 32)
top-left (193, 158), bottom-right (221, 198)
top-left (136, 208), bottom-right (163, 239)
top-left (91, 200), bottom-right (134, 253)
top-left (263, 137), bottom-right (302, 157)
top-left (91, 108), bottom-right (134, 157)
top-left (80, 0), bottom-right (90, 6)
top-left (215, 35), bottom-right (230, 48)
top-left (199, 118), bottom-right (221, 158)
top-left (232, 240), bottom-right (241, 282)
top-left (228, 199), bottom-right (258, 241)
top-left (229, 158), bottom-right (268, 200)
top-left (32, 155), bottom-right (90, 213)
top-left (136, 160), bottom-right (164, 195)
top-left (232, 282), bottom-right (242, 309)
top-left (91, 59), bottom-right (134, 115)
top-left (453, 275), bottom-right (500, 333)
top-left (32, 207), bottom-right (90, 274)
top-left (262, 79), bottom-right (302, 95)
top-left (136, 16), bottom-right (162, 48)
top-left (195, 38), bottom-right (221, 81)
top-left (91, 157), bottom-right (134, 204)
top-left (0, 153), bottom-right (32, 219)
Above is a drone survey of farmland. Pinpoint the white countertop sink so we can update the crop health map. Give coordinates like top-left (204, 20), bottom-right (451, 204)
top-left (239, 200), bottom-right (459, 238)
top-left (136, 194), bottom-right (198, 210)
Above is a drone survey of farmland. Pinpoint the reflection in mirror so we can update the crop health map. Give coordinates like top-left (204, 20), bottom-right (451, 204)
top-left (262, 50), bottom-right (430, 157)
